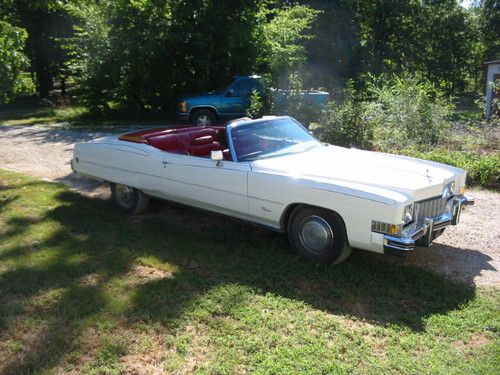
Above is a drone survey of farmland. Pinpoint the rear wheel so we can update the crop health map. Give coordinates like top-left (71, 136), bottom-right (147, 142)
top-left (191, 109), bottom-right (217, 126)
top-left (288, 206), bottom-right (352, 264)
top-left (110, 183), bottom-right (149, 214)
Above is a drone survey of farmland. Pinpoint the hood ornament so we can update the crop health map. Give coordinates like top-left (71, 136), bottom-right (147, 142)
top-left (442, 181), bottom-right (455, 199)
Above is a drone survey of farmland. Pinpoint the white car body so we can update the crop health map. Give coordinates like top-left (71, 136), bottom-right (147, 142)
top-left (72, 116), bottom-right (473, 257)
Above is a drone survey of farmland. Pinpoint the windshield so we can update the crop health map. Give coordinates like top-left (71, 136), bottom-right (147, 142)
top-left (231, 118), bottom-right (322, 161)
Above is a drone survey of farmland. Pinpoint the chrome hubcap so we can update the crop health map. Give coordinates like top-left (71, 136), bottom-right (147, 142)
top-left (115, 184), bottom-right (134, 208)
top-left (197, 114), bottom-right (211, 126)
top-left (299, 215), bottom-right (334, 254)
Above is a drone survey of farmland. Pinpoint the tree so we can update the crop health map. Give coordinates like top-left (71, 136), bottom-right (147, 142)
top-left (2, 0), bottom-right (76, 97)
top-left (0, 20), bottom-right (29, 104)
top-left (68, 0), bottom-right (271, 112)
top-left (258, 5), bottom-right (320, 85)
top-left (479, 0), bottom-right (500, 60)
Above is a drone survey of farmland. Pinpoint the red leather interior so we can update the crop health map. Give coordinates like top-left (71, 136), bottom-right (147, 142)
top-left (222, 149), bottom-right (232, 161)
top-left (120, 126), bottom-right (229, 159)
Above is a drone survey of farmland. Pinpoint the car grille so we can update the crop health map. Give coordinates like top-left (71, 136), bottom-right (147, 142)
top-left (416, 196), bottom-right (446, 220)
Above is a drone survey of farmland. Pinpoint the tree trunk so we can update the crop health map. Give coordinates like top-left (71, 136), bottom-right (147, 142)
top-left (61, 77), bottom-right (66, 97)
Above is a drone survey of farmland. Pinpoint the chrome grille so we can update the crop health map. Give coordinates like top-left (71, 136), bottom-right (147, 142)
top-left (416, 197), bottom-right (446, 220)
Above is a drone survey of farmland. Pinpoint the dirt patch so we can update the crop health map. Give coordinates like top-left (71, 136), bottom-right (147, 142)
top-left (452, 333), bottom-right (491, 350)
top-left (76, 273), bottom-right (102, 287)
top-left (121, 351), bottom-right (165, 375)
top-left (127, 265), bottom-right (174, 284)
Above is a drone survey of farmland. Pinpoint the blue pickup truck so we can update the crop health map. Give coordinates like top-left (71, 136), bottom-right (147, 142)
top-left (178, 75), bottom-right (329, 126)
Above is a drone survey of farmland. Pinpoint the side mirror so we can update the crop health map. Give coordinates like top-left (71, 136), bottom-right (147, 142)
top-left (211, 150), bottom-right (223, 166)
top-left (226, 88), bottom-right (235, 97)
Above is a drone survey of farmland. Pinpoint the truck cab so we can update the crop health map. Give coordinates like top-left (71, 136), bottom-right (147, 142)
top-left (178, 75), bottom-right (263, 126)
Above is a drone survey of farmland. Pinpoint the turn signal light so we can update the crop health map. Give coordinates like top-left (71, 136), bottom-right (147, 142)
top-left (389, 224), bottom-right (400, 235)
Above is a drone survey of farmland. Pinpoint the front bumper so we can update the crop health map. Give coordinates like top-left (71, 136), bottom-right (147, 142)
top-left (383, 194), bottom-right (474, 255)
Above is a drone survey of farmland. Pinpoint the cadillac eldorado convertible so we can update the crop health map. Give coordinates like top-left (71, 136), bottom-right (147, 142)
top-left (72, 116), bottom-right (474, 264)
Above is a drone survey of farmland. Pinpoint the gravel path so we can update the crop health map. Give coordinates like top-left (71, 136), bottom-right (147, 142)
top-left (0, 124), bottom-right (498, 287)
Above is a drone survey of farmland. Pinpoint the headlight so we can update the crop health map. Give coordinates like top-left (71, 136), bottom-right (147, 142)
top-left (179, 101), bottom-right (187, 112)
top-left (403, 203), bottom-right (414, 224)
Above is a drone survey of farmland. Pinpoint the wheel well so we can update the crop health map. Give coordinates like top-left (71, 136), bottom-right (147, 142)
top-left (189, 107), bottom-right (218, 121)
top-left (280, 203), bottom-right (349, 244)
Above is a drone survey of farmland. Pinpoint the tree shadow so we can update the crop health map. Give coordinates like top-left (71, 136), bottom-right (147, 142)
top-left (0, 187), bottom-right (487, 373)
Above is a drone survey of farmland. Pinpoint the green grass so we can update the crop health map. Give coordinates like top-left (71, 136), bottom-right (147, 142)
top-left (0, 170), bottom-right (499, 374)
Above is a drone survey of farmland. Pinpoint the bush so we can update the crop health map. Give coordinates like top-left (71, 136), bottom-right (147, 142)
top-left (319, 73), bottom-right (454, 150)
top-left (319, 80), bottom-right (376, 149)
top-left (368, 73), bottom-right (453, 150)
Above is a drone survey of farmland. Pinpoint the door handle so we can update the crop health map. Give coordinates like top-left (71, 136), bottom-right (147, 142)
top-left (162, 161), bottom-right (172, 166)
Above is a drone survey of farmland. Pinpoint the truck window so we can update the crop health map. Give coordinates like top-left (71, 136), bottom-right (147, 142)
top-left (231, 79), bottom-right (260, 97)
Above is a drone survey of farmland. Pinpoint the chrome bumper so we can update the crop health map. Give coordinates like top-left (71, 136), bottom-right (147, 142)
top-left (383, 195), bottom-right (474, 255)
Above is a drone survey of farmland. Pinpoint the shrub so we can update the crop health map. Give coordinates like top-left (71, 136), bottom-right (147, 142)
top-left (319, 80), bottom-right (376, 149)
top-left (319, 73), bottom-right (454, 150)
top-left (368, 73), bottom-right (453, 150)
top-left (246, 89), bottom-right (266, 119)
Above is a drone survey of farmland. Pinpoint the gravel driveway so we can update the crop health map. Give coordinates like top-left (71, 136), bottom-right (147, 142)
top-left (0, 124), bottom-right (498, 287)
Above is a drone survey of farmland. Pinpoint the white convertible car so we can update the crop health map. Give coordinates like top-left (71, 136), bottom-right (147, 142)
top-left (72, 116), bottom-right (474, 263)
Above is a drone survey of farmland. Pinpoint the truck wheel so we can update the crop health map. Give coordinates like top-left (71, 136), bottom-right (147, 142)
top-left (288, 206), bottom-right (352, 264)
top-left (111, 183), bottom-right (149, 214)
top-left (191, 109), bottom-right (216, 126)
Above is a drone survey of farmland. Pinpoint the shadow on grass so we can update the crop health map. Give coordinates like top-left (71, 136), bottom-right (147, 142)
top-left (0, 186), bottom-right (481, 373)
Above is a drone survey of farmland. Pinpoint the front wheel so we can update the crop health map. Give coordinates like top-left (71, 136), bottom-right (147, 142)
top-left (288, 206), bottom-right (352, 264)
top-left (110, 183), bottom-right (149, 214)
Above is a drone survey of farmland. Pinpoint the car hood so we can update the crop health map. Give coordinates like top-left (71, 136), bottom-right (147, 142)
top-left (250, 145), bottom-right (465, 202)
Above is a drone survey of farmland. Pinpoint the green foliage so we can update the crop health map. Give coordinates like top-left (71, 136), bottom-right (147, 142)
top-left (400, 149), bottom-right (500, 189)
top-left (367, 73), bottom-right (454, 150)
top-left (3, 0), bottom-right (76, 97)
top-left (478, 0), bottom-right (500, 61)
top-left (259, 5), bottom-right (320, 80)
top-left (319, 80), bottom-right (376, 149)
top-left (489, 79), bottom-right (500, 122)
top-left (0, 21), bottom-right (30, 104)
top-left (246, 89), bottom-right (265, 119)
top-left (320, 73), bottom-right (453, 150)
top-left (67, 0), bottom-right (270, 113)
top-left (1, 0), bottom-right (497, 103)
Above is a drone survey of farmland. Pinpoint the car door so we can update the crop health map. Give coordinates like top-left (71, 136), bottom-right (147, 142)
top-left (161, 153), bottom-right (250, 216)
top-left (218, 78), bottom-right (258, 119)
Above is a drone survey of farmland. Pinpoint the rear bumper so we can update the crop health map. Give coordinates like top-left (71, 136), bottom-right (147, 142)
top-left (383, 194), bottom-right (474, 255)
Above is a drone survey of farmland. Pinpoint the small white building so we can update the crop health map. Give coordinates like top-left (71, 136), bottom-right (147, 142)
top-left (484, 60), bottom-right (500, 119)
